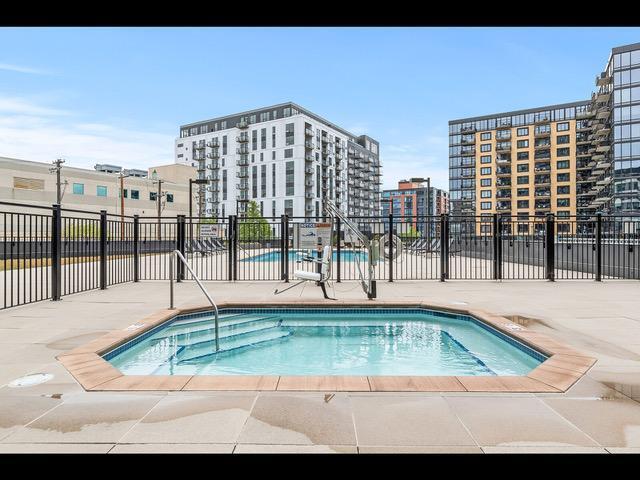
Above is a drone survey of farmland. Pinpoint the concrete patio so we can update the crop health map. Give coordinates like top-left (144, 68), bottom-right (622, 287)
top-left (1, 279), bottom-right (639, 453)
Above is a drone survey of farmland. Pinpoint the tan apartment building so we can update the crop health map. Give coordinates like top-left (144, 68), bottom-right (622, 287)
top-left (0, 156), bottom-right (196, 220)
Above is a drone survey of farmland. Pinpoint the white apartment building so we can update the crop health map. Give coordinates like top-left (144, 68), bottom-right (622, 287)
top-left (175, 102), bottom-right (382, 218)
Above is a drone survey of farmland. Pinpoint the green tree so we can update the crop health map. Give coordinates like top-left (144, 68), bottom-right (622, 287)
top-left (238, 201), bottom-right (272, 241)
top-left (399, 225), bottom-right (420, 239)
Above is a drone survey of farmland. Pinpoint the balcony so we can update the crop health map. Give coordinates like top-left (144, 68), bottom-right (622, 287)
top-left (236, 120), bottom-right (249, 129)
top-left (534, 175), bottom-right (551, 185)
top-left (206, 152), bottom-right (219, 159)
top-left (305, 192), bottom-right (314, 199)
top-left (534, 151), bottom-right (551, 161)
top-left (305, 166), bottom-right (314, 175)
top-left (534, 117), bottom-right (551, 125)
top-left (461, 148), bottom-right (476, 156)
top-left (534, 163), bottom-right (551, 172)
top-left (206, 140), bottom-right (219, 148)
top-left (211, 160), bottom-right (220, 169)
top-left (496, 154), bottom-right (511, 164)
top-left (236, 182), bottom-right (248, 190)
top-left (596, 107), bottom-right (611, 120)
top-left (305, 127), bottom-right (313, 137)
top-left (236, 133), bottom-right (249, 143)
top-left (496, 142), bottom-right (511, 153)
top-left (305, 180), bottom-right (314, 187)
top-left (535, 189), bottom-right (551, 198)
top-left (460, 126), bottom-right (477, 133)
top-left (496, 167), bottom-right (511, 176)
top-left (534, 201), bottom-right (551, 210)
top-left (335, 152), bottom-right (344, 160)
top-left (577, 109), bottom-right (595, 120)
top-left (305, 141), bottom-right (314, 149)
top-left (534, 128), bottom-right (551, 138)
top-left (237, 156), bottom-right (249, 167)
top-left (496, 179), bottom-right (512, 187)
top-left (596, 72), bottom-right (611, 87)
top-left (236, 146), bottom-right (249, 155)
top-left (236, 168), bottom-right (249, 178)
top-left (496, 121), bottom-right (512, 130)
top-left (497, 201), bottom-right (512, 211)
top-left (496, 191), bottom-right (511, 199)
top-left (195, 144), bottom-right (206, 150)
top-left (534, 140), bottom-right (551, 149)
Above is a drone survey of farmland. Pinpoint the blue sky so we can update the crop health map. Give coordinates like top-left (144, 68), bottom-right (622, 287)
top-left (1, 27), bottom-right (639, 189)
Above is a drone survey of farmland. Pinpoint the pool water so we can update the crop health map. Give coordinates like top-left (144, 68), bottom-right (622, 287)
top-left (106, 308), bottom-right (544, 376)
top-left (242, 250), bottom-right (370, 262)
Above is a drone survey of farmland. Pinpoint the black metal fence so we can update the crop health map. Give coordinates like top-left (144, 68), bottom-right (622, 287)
top-left (1, 200), bottom-right (638, 311)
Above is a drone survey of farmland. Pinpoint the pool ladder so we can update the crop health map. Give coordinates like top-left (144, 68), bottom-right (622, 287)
top-left (169, 249), bottom-right (220, 352)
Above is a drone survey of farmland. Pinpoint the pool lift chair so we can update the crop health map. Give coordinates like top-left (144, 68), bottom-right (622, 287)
top-left (274, 244), bottom-right (336, 299)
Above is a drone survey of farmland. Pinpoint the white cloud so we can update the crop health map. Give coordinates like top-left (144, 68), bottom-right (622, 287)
top-left (0, 96), bottom-right (174, 171)
top-left (0, 62), bottom-right (51, 75)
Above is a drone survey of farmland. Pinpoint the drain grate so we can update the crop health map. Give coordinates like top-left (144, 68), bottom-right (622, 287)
top-left (8, 373), bottom-right (54, 388)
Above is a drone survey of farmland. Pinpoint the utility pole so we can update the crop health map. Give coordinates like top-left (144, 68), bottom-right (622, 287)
top-left (118, 172), bottom-right (130, 241)
top-left (50, 159), bottom-right (65, 205)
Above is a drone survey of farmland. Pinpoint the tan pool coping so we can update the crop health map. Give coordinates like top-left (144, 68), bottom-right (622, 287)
top-left (56, 299), bottom-right (597, 393)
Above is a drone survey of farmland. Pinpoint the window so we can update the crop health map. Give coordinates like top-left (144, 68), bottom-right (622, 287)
top-left (517, 151), bottom-right (529, 161)
top-left (557, 160), bottom-right (570, 169)
top-left (481, 155), bottom-right (491, 164)
top-left (480, 190), bottom-right (491, 198)
top-left (480, 178), bottom-right (491, 187)
top-left (517, 176), bottom-right (529, 185)
top-left (131, 189), bottom-right (139, 200)
top-left (96, 185), bottom-right (107, 197)
top-left (272, 200), bottom-right (276, 218)
top-left (260, 152), bottom-right (264, 162)
top-left (316, 165), bottom-right (321, 197)
top-left (122, 189), bottom-right (128, 199)
top-left (557, 134), bottom-right (570, 144)
top-left (517, 140), bottom-right (529, 148)
top-left (480, 202), bottom-right (492, 210)
top-left (272, 151), bottom-right (276, 160)
top-left (480, 144), bottom-right (492, 152)
top-left (72, 183), bottom-right (84, 195)
top-left (556, 122), bottom-right (569, 132)
top-left (557, 172), bottom-right (570, 182)
top-left (252, 130), bottom-right (258, 151)
top-left (556, 210), bottom-right (570, 218)
top-left (284, 148), bottom-right (293, 158)
top-left (285, 123), bottom-right (294, 146)
top-left (272, 126), bottom-right (276, 148)
top-left (150, 192), bottom-right (157, 201)
top-left (517, 188), bottom-right (529, 196)
top-left (285, 161), bottom-right (295, 196)
top-left (222, 135), bottom-right (227, 155)
top-left (284, 199), bottom-right (293, 217)
top-left (517, 127), bottom-right (529, 136)
top-left (166, 193), bottom-right (174, 203)
top-left (517, 164), bottom-right (529, 172)
top-left (272, 164), bottom-right (276, 197)
top-left (480, 132), bottom-right (491, 140)
top-left (261, 128), bottom-right (266, 149)
top-left (222, 170), bottom-right (227, 200)
top-left (557, 147), bottom-right (570, 157)
top-left (261, 165), bottom-right (267, 198)
top-left (252, 166), bottom-right (258, 199)
top-left (517, 200), bottom-right (529, 209)
top-left (557, 198), bottom-right (570, 207)
top-left (557, 185), bottom-right (570, 195)
top-left (480, 167), bottom-right (491, 175)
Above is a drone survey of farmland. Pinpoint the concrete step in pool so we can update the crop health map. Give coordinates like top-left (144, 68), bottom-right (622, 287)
top-left (176, 326), bottom-right (293, 363)
top-left (175, 320), bottom-right (283, 347)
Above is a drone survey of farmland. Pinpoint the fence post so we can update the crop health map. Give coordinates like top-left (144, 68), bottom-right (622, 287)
top-left (596, 213), bottom-right (602, 282)
top-left (388, 212), bottom-right (394, 282)
top-left (284, 215), bottom-right (289, 283)
top-left (280, 214), bottom-right (286, 281)
top-left (232, 215), bottom-right (239, 281)
top-left (227, 214), bottom-right (234, 281)
top-left (545, 213), bottom-right (555, 282)
top-left (133, 215), bottom-right (139, 282)
top-left (99, 210), bottom-right (107, 290)
top-left (493, 213), bottom-right (502, 280)
top-left (51, 204), bottom-right (62, 301)
top-left (440, 213), bottom-right (449, 281)
top-left (336, 216), bottom-right (341, 283)
top-left (177, 215), bottom-right (186, 282)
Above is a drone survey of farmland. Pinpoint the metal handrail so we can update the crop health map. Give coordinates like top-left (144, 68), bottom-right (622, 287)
top-left (169, 249), bottom-right (219, 351)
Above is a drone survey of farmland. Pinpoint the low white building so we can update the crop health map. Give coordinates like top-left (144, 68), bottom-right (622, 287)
top-left (0, 156), bottom-right (195, 219)
top-left (175, 102), bottom-right (382, 219)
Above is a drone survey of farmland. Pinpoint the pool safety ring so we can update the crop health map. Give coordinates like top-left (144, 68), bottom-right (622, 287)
top-left (379, 233), bottom-right (402, 260)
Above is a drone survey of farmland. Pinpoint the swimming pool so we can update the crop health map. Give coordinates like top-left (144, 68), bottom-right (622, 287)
top-left (241, 250), bottom-right (369, 263)
top-left (105, 308), bottom-right (545, 377)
